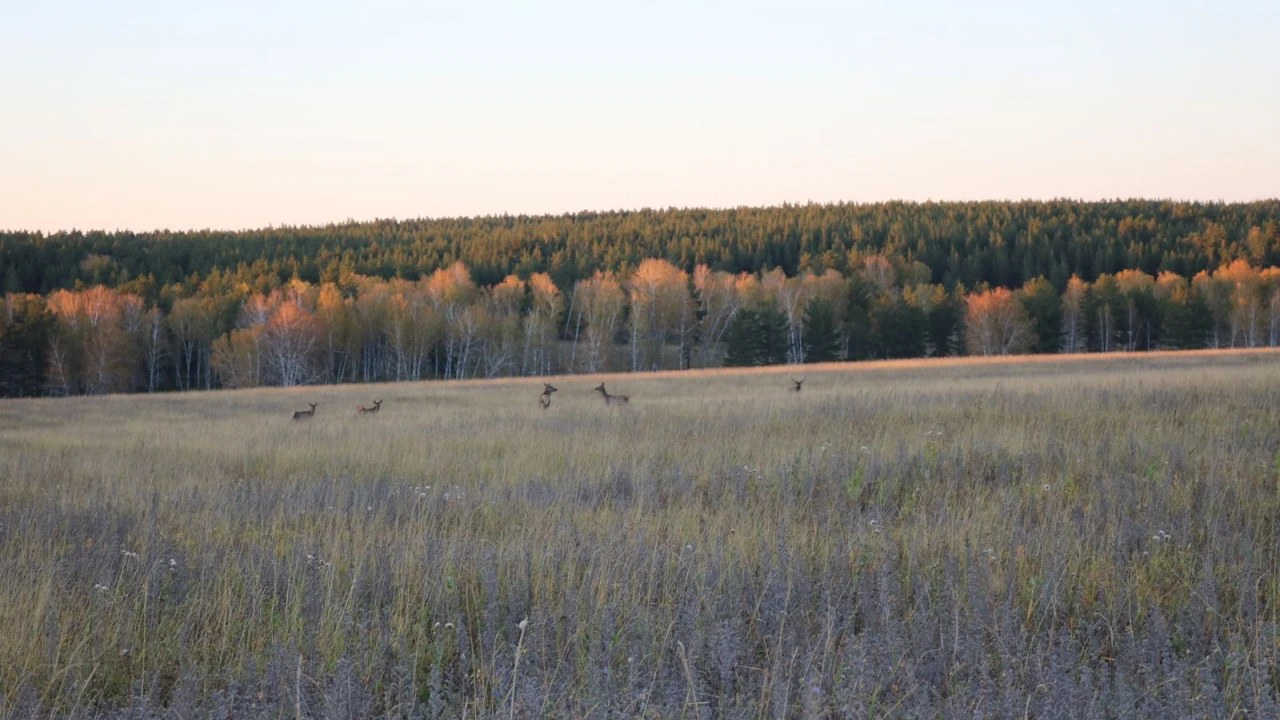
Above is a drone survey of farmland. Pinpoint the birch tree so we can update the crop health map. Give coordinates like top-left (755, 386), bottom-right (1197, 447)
top-left (572, 271), bottom-right (626, 373)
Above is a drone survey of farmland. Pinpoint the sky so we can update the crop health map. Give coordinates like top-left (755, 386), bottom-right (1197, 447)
top-left (2, 0), bottom-right (1278, 233)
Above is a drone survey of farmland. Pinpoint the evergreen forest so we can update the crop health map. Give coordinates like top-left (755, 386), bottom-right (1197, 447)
top-left (3, 199), bottom-right (1280, 396)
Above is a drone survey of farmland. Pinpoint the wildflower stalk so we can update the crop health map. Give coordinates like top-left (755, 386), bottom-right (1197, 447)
top-left (509, 619), bottom-right (528, 720)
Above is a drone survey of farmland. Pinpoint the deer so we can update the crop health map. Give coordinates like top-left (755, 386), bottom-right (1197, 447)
top-left (357, 399), bottom-right (383, 416)
top-left (594, 383), bottom-right (630, 407)
top-left (291, 403), bottom-right (318, 421)
top-left (790, 378), bottom-right (805, 393)
top-left (538, 384), bottom-right (558, 410)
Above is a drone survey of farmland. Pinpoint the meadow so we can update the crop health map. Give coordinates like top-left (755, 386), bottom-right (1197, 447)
top-left (2, 350), bottom-right (1280, 718)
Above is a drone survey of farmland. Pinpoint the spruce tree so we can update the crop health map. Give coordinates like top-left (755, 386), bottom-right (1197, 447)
top-left (2, 265), bottom-right (21, 295)
top-left (802, 297), bottom-right (841, 363)
top-left (757, 300), bottom-right (789, 366)
top-left (926, 286), bottom-right (962, 357)
top-left (1162, 291), bottom-right (1212, 349)
top-left (1019, 277), bottom-right (1062, 354)
top-left (843, 274), bottom-right (874, 360)
top-left (872, 297), bottom-right (927, 359)
top-left (0, 294), bottom-right (54, 397)
top-left (722, 308), bottom-right (762, 367)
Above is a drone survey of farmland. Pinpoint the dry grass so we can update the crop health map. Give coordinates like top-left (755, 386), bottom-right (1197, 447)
top-left (2, 349), bottom-right (1280, 718)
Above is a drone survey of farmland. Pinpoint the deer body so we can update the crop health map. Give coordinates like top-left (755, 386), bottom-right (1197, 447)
top-left (594, 383), bottom-right (630, 406)
top-left (357, 399), bottom-right (383, 416)
top-left (791, 378), bottom-right (805, 393)
top-left (291, 403), bottom-right (318, 421)
top-left (538, 384), bottom-right (558, 410)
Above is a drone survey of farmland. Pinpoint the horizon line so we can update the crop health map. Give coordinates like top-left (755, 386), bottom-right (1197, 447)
top-left (5, 195), bottom-right (1280, 236)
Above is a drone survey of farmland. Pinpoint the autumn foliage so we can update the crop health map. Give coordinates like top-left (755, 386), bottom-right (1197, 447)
top-left (5, 255), bottom-right (1280, 395)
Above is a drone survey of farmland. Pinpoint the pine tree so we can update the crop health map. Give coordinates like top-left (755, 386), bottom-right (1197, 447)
top-left (757, 300), bottom-right (789, 365)
top-left (722, 308), bottom-right (762, 367)
top-left (925, 286), bottom-right (962, 357)
top-left (3, 265), bottom-right (21, 295)
top-left (683, 273), bottom-right (706, 370)
top-left (1161, 291), bottom-right (1212, 349)
top-left (1020, 277), bottom-right (1062, 354)
top-left (843, 274), bottom-right (874, 360)
top-left (0, 294), bottom-right (55, 397)
top-left (801, 297), bottom-right (841, 363)
top-left (872, 297), bottom-right (927, 359)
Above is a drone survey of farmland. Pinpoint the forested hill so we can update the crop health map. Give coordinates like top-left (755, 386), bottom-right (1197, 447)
top-left (4, 199), bottom-right (1280, 298)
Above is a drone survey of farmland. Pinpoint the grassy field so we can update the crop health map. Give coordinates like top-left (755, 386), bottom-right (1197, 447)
top-left (3, 350), bottom-right (1280, 718)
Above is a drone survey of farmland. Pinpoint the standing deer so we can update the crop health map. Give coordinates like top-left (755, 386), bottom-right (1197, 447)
top-left (790, 378), bottom-right (805, 393)
top-left (357, 399), bottom-right (383, 416)
top-left (594, 383), bottom-right (630, 406)
top-left (538, 384), bottom-right (558, 410)
top-left (291, 403), bottom-right (318, 421)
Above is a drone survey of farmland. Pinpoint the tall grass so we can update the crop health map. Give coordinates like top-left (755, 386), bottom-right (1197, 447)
top-left (2, 350), bottom-right (1280, 718)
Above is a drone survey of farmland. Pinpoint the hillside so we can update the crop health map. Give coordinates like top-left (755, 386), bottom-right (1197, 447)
top-left (4, 200), bottom-right (1280, 397)
top-left (4, 200), bottom-right (1279, 296)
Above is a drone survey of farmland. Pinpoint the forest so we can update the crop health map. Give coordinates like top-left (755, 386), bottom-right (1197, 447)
top-left (2, 199), bottom-right (1280, 396)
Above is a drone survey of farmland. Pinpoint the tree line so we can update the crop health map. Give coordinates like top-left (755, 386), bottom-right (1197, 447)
top-left (2, 255), bottom-right (1279, 397)
top-left (3, 200), bottom-right (1280, 299)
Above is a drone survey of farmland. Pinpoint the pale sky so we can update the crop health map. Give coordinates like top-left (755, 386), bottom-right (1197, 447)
top-left (2, 1), bottom-right (1278, 233)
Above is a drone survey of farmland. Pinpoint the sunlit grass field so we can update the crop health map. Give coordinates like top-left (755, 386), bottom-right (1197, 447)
top-left (3, 350), bottom-right (1280, 718)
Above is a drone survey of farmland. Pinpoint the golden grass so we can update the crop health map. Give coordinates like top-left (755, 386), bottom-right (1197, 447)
top-left (3, 349), bottom-right (1280, 715)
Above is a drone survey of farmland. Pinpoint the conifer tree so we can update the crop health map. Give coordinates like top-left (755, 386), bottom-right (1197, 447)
top-left (801, 297), bottom-right (841, 363)
top-left (757, 300), bottom-right (789, 365)
top-left (722, 308), bottom-right (762, 367)
top-left (1019, 277), bottom-right (1062, 354)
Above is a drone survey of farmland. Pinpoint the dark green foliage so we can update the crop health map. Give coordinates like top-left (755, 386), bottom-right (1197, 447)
top-left (842, 274), bottom-right (874, 361)
top-left (924, 288), bottom-right (963, 357)
top-left (757, 300), bottom-right (789, 366)
top-left (801, 297), bottom-right (841, 363)
top-left (2, 265), bottom-right (21, 295)
top-left (1122, 285), bottom-right (1162, 351)
top-left (0, 294), bottom-right (54, 397)
top-left (722, 301), bottom-right (789, 367)
top-left (3, 200), bottom-right (1279, 302)
top-left (1020, 277), bottom-right (1062, 354)
top-left (722, 308), bottom-right (762, 367)
top-left (684, 274), bottom-right (706, 370)
top-left (871, 296), bottom-right (928, 359)
top-left (1161, 292), bottom-right (1213, 349)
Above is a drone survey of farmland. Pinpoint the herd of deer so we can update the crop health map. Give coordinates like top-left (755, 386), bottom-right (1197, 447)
top-left (290, 399), bottom-right (381, 421)
top-left (290, 378), bottom-right (805, 419)
top-left (537, 383), bottom-right (628, 410)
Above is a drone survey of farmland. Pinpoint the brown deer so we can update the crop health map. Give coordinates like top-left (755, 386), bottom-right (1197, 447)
top-left (790, 378), bottom-right (805, 393)
top-left (538, 384), bottom-right (558, 410)
top-left (291, 403), bottom-right (318, 421)
top-left (594, 383), bottom-right (629, 406)
top-left (357, 399), bottom-right (383, 416)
